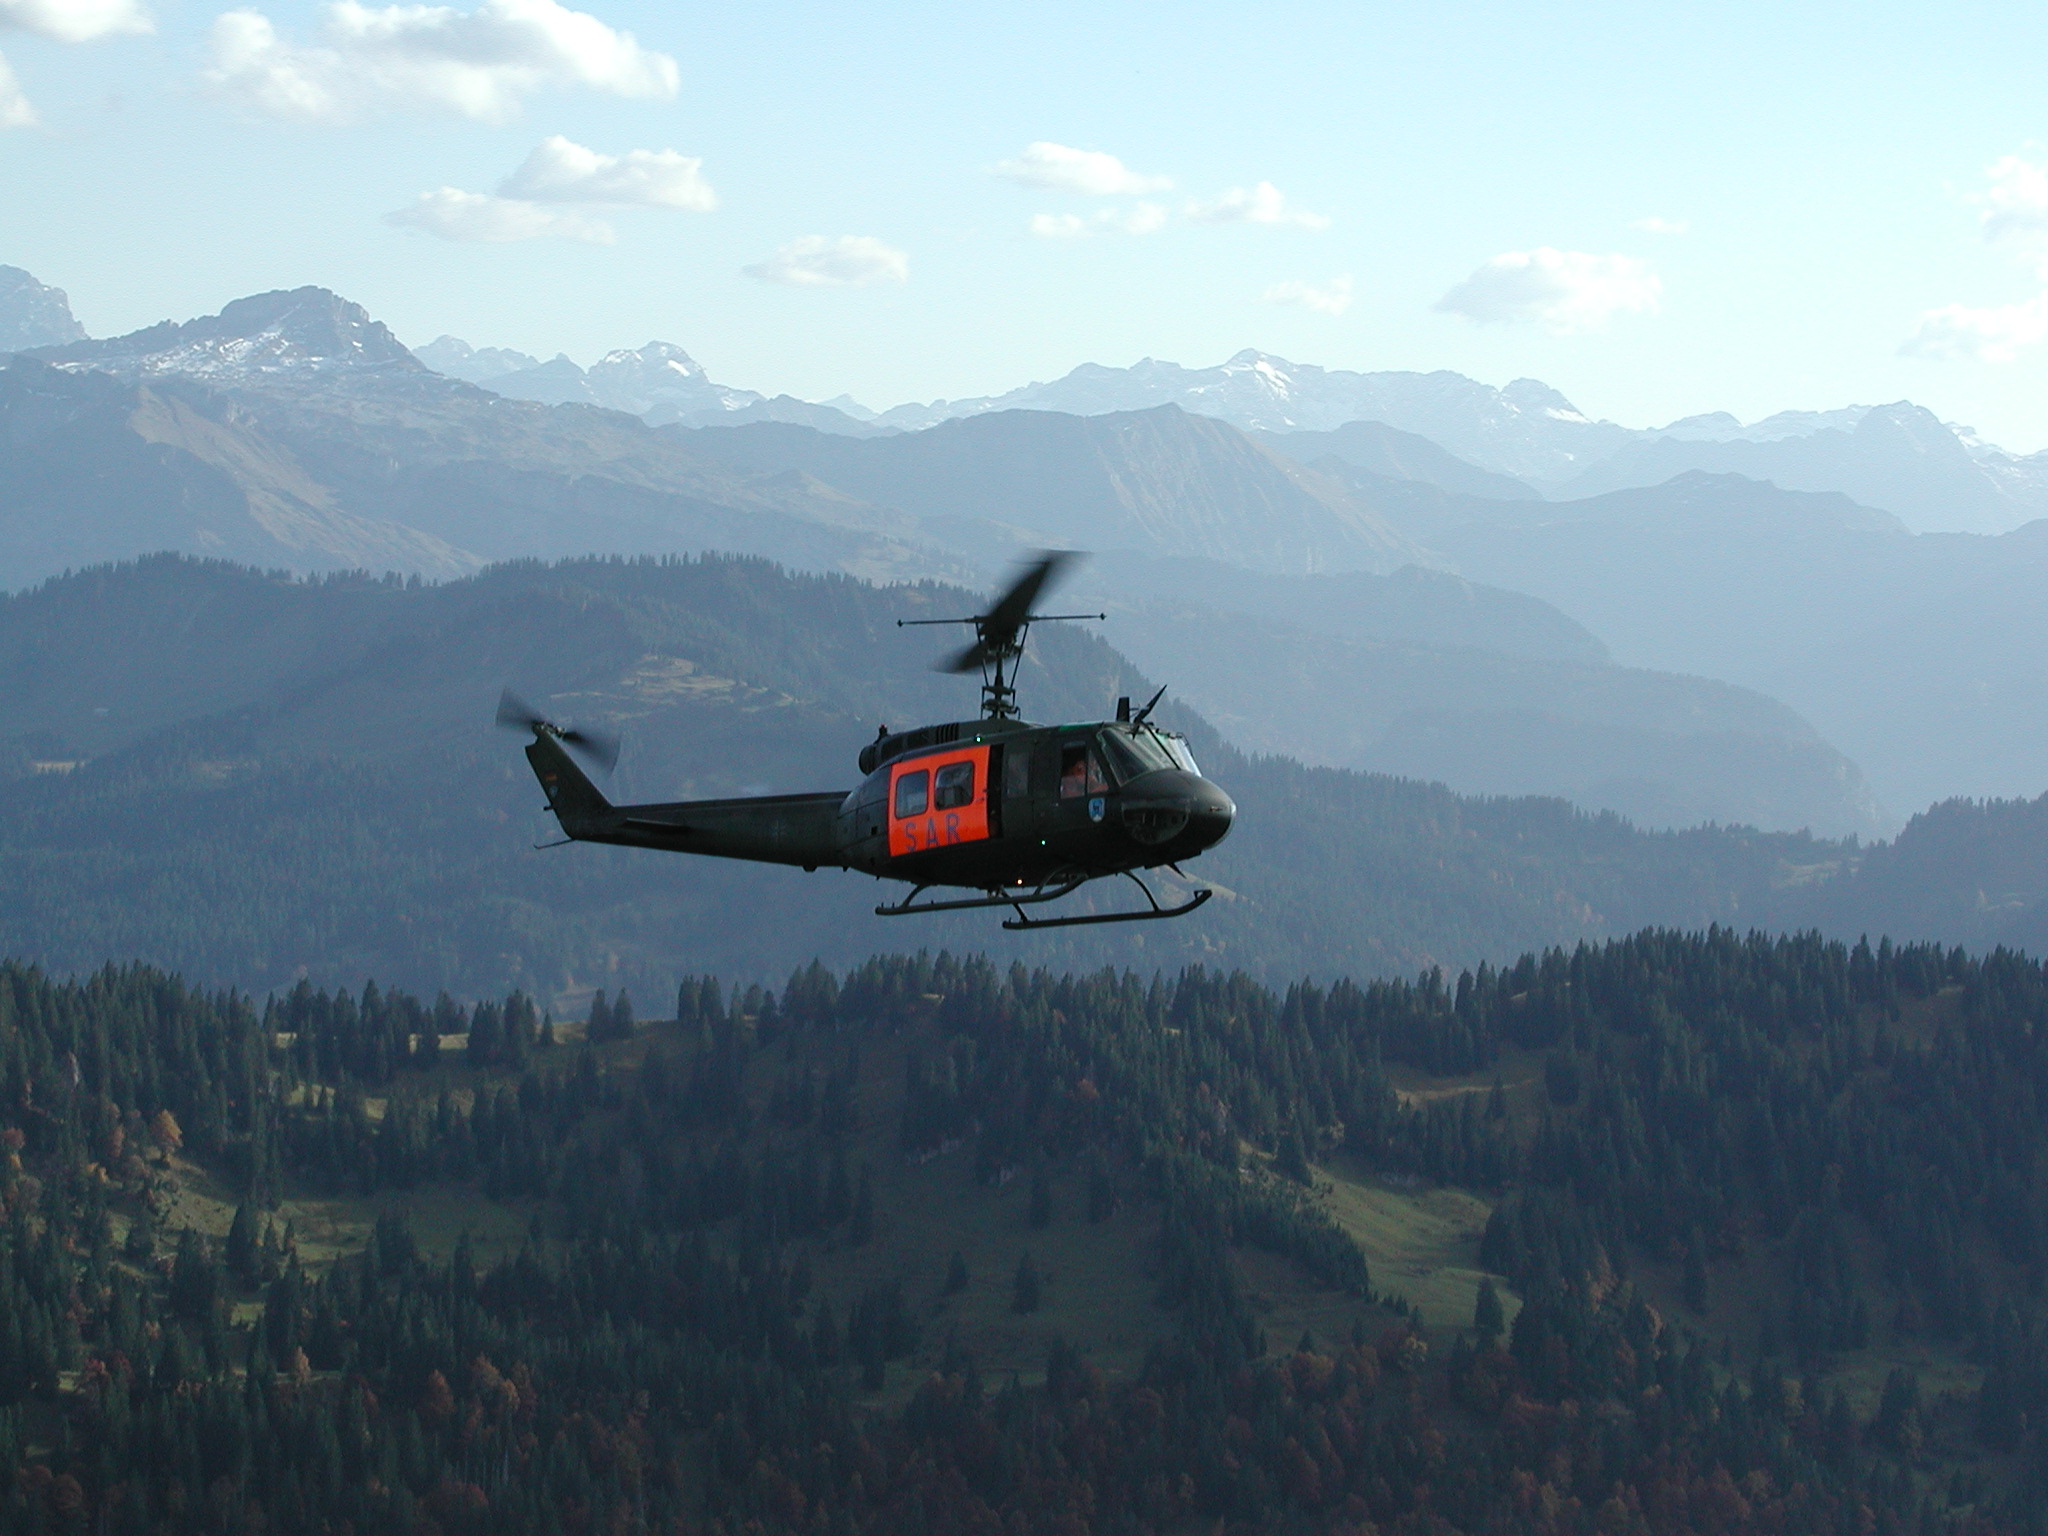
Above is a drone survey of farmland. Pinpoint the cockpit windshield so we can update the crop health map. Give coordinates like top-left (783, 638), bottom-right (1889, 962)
top-left (1097, 725), bottom-right (1196, 783)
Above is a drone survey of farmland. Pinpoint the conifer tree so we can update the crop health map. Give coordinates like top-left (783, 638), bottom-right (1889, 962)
top-left (1013, 1252), bottom-right (1043, 1314)
top-left (1474, 1276), bottom-right (1505, 1342)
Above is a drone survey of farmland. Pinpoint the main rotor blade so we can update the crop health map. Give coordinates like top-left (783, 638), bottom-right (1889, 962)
top-left (981, 550), bottom-right (1078, 640)
top-left (939, 639), bottom-right (991, 676)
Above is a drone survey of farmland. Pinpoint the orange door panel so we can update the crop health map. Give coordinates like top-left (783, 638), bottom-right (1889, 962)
top-left (889, 746), bottom-right (991, 857)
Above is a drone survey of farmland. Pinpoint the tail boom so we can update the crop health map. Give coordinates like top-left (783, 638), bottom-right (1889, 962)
top-left (524, 733), bottom-right (847, 870)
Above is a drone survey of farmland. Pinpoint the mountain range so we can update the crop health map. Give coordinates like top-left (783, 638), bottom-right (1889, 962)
top-left (415, 338), bottom-right (2048, 535)
top-left (414, 334), bottom-right (894, 434)
top-left (6, 269), bottom-right (2048, 841)
top-left (12, 263), bottom-right (2045, 531)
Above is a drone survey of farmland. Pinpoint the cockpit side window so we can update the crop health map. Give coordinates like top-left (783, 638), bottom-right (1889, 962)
top-left (894, 769), bottom-right (929, 818)
top-left (1059, 744), bottom-right (1088, 799)
top-left (1098, 727), bottom-right (1176, 783)
top-left (1058, 743), bottom-right (1110, 798)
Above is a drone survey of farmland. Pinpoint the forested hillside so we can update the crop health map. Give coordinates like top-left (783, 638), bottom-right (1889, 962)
top-left (0, 554), bottom-right (1844, 1000)
top-left (5, 931), bottom-right (2048, 1531)
top-left (1782, 790), bottom-right (2048, 955)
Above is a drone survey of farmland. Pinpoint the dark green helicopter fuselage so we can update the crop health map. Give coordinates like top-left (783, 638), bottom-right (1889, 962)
top-left (524, 713), bottom-right (1235, 893)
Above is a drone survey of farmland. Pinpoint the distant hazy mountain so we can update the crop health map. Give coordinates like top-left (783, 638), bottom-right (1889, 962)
top-left (0, 266), bottom-right (87, 351)
top-left (2, 290), bottom-right (965, 590)
top-left (1411, 470), bottom-right (2048, 813)
top-left (865, 350), bottom-right (2044, 534)
top-left (413, 334), bottom-right (895, 436)
top-left (437, 338), bottom-right (766, 422)
top-left (705, 395), bottom-right (893, 435)
top-left (412, 335), bottom-right (542, 383)
top-left (678, 406), bottom-right (1422, 574)
top-left (0, 358), bottom-right (477, 582)
top-left (875, 350), bottom-right (1640, 482)
top-left (411, 323), bottom-right (2046, 530)
top-left (1078, 554), bottom-right (1605, 664)
top-left (1657, 405), bottom-right (1876, 442)
top-left (1066, 555), bottom-right (1887, 838)
top-left (1560, 402), bottom-right (2048, 534)
top-left (1252, 419), bottom-right (1539, 500)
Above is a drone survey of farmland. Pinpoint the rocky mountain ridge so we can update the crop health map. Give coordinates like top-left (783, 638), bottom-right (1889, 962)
top-left (0, 265), bottom-right (86, 351)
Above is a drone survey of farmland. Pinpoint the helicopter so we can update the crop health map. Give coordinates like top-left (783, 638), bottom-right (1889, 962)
top-left (499, 552), bottom-right (1235, 930)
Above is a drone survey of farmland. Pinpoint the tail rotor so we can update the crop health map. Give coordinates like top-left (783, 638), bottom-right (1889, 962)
top-left (495, 689), bottom-right (620, 771)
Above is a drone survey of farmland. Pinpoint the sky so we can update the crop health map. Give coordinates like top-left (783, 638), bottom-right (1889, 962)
top-left (3, 0), bottom-right (2048, 448)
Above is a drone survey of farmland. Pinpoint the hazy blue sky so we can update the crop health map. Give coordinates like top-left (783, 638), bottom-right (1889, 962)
top-left (4, 0), bottom-right (2047, 447)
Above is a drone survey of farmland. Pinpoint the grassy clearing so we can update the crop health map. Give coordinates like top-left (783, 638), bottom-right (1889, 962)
top-left (270, 1186), bottom-right (539, 1272)
top-left (1234, 1245), bottom-right (1387, 1357)
top-left (817, 1028), bottom-right (1176, 1403)
top-left (1314, 1155), bottom-right (1516, 1339)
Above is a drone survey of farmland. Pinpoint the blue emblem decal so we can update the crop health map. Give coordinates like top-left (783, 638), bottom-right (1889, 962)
top-left (1088, 796), bottom-right (1106, 823)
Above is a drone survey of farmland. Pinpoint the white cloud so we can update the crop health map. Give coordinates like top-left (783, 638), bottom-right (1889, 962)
top-left (1436, 247), bottom-right (1661, 332)
top-left (0, 0), bottom-right (150, 41)
top-left (992, 141), bottom-right (1171, 196)
top-left (1904, 153), bottom-right (2048, 363)
top-left (499, 134), bottom-right (714, 209)
top-left (386, 187), bottom-right (614, 243)
top-left (0, 0), bottom-right (151, 122)
top-left (1029, 212), bottom-right (1087, 240)
top-left (1633, 216), bottom-right (1689, 235)
top-left (1979, 152), bottom-right (2048, 271)
top-left (1263, 275), bottom-right (1353, 315)
top-left (0, 49), bottom-right (34, 125)
top-left (1186, 181), bottom-right (1328, 230)
top-left (1029, 202), bottom-right (1169, 239)
top-left (389, 135), bottom-right (712, 246)
top-left (205, 0), bottom-right (678, 124)
top-left (1112, 200), bottom-right (1167, 235)
top-left (1903, 295), bottom-right (2048, 364)
top-left (744, 235), bottom-right (907, 288)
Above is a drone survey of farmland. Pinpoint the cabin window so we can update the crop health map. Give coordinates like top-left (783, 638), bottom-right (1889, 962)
top-left (933, 761), bottom-right (975, 810)
top-left (1005, 747), bottom-right (1031, 799)
top-left (1059, 744), bottom-right (1110, 799)
top-left (894, 769), bottom-right (929, 818)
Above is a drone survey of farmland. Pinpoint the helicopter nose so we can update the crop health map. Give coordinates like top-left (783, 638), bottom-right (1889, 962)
top-left (1184, 775), bottom-right (1235, 851)
top-left (1119, 771), bottom-right (1235, 851)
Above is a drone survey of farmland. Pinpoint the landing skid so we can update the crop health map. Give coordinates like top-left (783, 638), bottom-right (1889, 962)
top-left (875, 871), bottom-right (1211, 929)
top-left (1002, 871), bottom-right (1210, 930)
top-left (875, 879), bottom-right (1085, 918)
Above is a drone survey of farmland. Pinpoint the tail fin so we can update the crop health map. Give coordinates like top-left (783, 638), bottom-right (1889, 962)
top-left (525, 732), bottom-right (613, 830)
